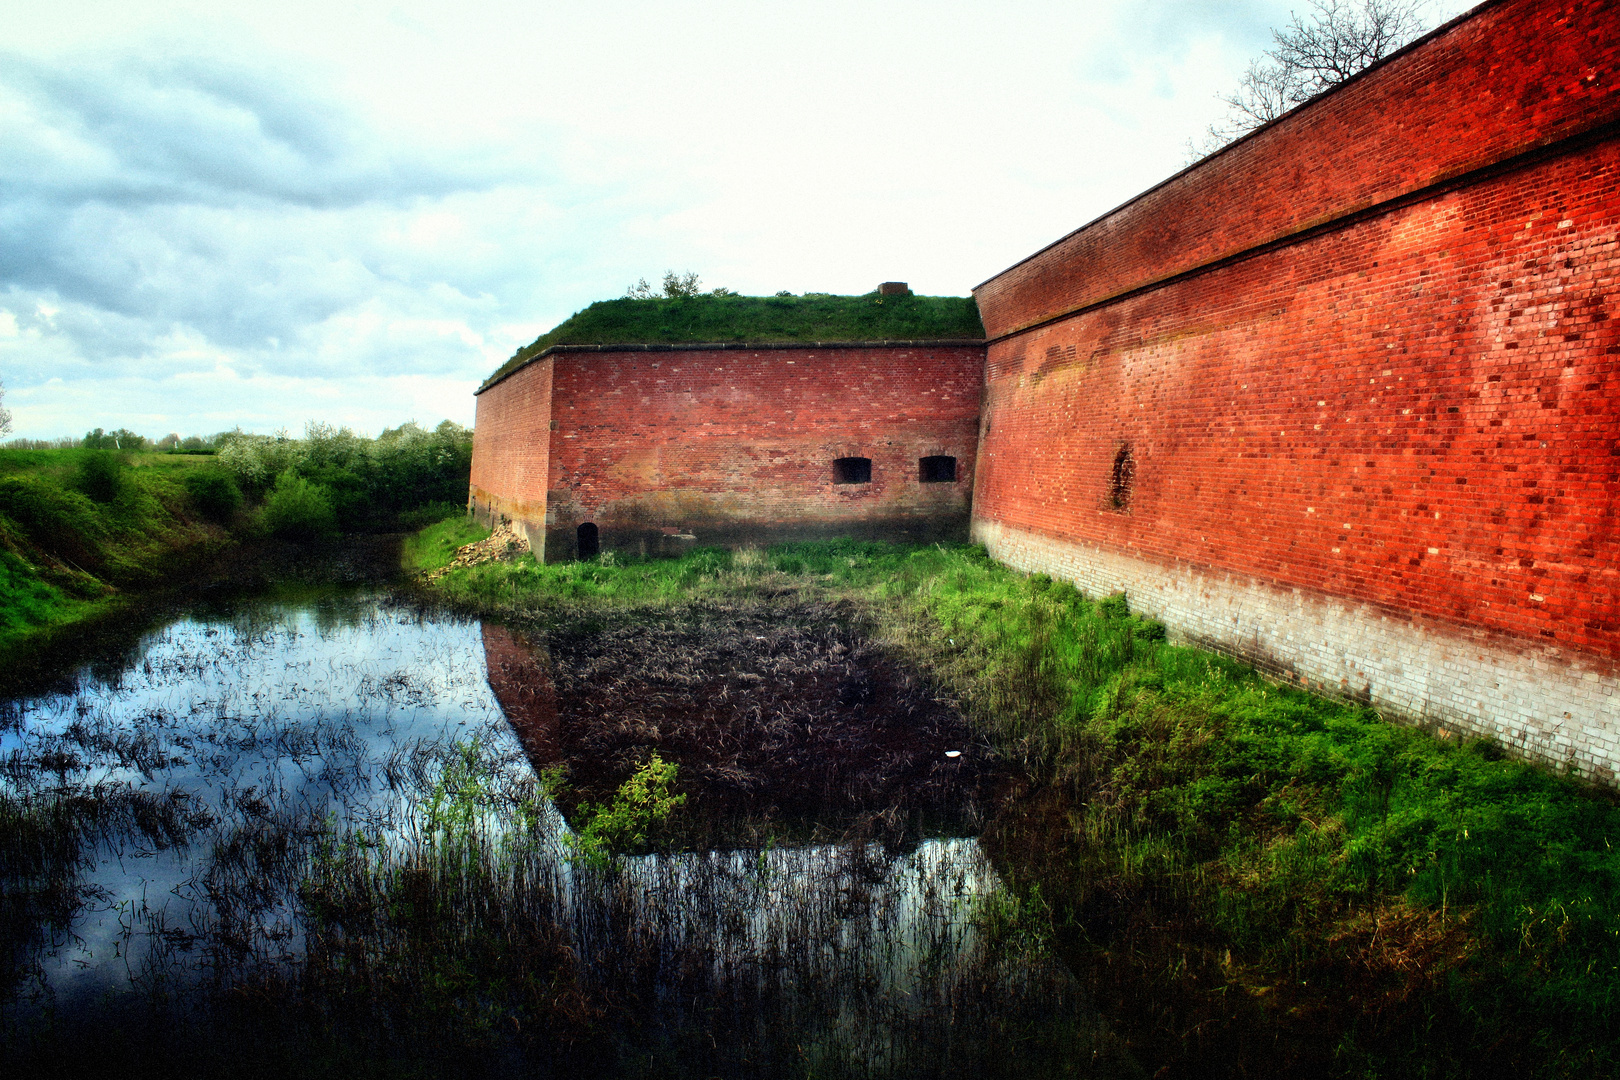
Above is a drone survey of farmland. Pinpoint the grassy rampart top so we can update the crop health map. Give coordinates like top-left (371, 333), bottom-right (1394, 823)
top-left (481, 292), bottom-right (985, 389)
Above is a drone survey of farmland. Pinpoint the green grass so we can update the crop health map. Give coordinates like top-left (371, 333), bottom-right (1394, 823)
top-left (0, 449), bottom-right (230, 652)
top-left (403, 514), bottom-right (491, 572)
top-left (1, 429), bottom-right (477, 654)
top-left (421, 535), bottom-right (1620, 1075)
top-left (482, 292), bottom-right (986, 388)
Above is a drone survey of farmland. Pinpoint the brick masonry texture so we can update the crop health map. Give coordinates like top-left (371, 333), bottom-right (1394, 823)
top-left (470, 356), bottom-right (552, 556)
top-left (469, 0), bottom-right (1620, 776)
top-left (972, 0), bottom-right (1620, 776)
top-left (472, 344), bottom-right (984, 560)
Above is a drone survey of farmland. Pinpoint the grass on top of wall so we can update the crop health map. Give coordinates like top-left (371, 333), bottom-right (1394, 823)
top-left (481, 292), bottom-right (986, 388)
top-left (424, 536), bottom-right (1620, 1077)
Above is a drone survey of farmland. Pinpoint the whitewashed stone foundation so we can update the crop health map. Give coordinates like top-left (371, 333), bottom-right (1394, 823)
top-left (972, 518), bottom-right (1620, 782)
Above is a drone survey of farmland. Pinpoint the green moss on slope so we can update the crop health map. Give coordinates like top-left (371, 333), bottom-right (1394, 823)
top-left (482, 292), bottom-right (985, 388)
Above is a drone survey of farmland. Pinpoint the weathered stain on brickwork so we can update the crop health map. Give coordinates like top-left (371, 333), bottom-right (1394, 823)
top-left (972, 0), bottom-right (1620, 776)
top-left (473, 344), bottom-right (984, 559)
top-left (470, 355), bottom-right (552, 556)
top-left (976, 519), bottom-right (1620, 779)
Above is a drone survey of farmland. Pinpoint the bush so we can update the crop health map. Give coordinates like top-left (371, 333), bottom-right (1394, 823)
top-left (216, 432), bottom-right (306, 495)
top-left (215, 420), bottom-right (473, 527)
top-left (183, 470), bottom-right (242, 523)
top-left (74, 451), bottom-right (131, 503)
top-left (0, 477), bottom-right (97, 543)
top-left (81, 427), bottom-right (147, 451)
top-left (568, 755), bottom-right (686, 865)
top-left (261, 470), bottom-right (336, 541)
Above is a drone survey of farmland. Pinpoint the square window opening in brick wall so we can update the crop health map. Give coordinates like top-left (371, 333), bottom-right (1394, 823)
top-left (919, 455), bottom-right (957, 483)
top-left (833, 457), bottom-right (872, 484)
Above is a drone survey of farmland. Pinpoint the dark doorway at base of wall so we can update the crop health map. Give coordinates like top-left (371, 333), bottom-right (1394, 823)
top-left (577, 522), bottom-right (600, 559)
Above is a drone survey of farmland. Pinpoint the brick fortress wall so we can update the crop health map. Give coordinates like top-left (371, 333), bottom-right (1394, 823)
top-left (971, 0), bottom-right (1620, 777)
top-left (470, 355), bottom-right (552, 555)
top-left (473, 342), bottom-right (985, 560)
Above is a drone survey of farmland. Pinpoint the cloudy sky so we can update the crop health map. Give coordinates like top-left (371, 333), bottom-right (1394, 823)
top-left (1, 0), bottom-right (1472, 439)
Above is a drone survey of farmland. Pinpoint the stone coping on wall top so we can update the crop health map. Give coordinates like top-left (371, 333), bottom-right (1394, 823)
top-left (475, 339), bottom-right (988, 394)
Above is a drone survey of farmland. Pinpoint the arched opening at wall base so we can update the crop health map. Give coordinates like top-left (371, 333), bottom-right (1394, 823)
top-left (577, 522), bottom-right (599, 560)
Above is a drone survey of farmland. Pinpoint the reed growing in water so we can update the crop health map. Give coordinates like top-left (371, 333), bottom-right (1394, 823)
top-left (0, 587), bottom-right (1109, 1079)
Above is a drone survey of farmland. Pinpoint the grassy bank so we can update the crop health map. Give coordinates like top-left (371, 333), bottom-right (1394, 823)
top-left (0, 421), bottom-right (475, 659)
top-left (421, 537), bottom-right (1620, 1078)
top-left (403, 514), bottom-right (491, 573)
top-left (0, 449), bottom-right (233, 651)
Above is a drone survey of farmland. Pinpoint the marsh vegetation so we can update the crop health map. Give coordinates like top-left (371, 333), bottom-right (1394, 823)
top-left (430, 534), bottom-right (1620, 1078)
top-left (4, 527), bottom-right (1618, 1077)
top-left (0, 586), bottom-right (1117, 1079)
top-left (528, 601), bottom-right (1009, 850)
top-left (0, 421), bottom-right (471, 654)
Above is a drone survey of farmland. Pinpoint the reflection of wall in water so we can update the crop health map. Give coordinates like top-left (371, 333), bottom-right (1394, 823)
top-left (3, 596), bottom-right (1125, 1074)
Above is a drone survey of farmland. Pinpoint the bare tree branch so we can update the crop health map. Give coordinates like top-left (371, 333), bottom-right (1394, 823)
top-left (1186, 0), bottom-right (1428, 163)
top-left (1272, 0), bottom-right (1426, 89)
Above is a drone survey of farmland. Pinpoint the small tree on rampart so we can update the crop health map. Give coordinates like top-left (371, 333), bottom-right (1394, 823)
top-left (625, 270), bottom-right (737, 299)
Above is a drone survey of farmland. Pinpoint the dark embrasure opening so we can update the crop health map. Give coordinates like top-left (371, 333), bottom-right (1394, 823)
top-left (1108, 445), bottom-right (1135, 511)
top-left (919, 456), bottom-right (957, 483)
top-left (833, 457), bottom-right (873, 485)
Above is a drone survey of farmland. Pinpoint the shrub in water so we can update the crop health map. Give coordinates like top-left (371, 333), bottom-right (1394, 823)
top-left (261, 469), bottom-right (336, 541)
top-left (74, 451), bottom-right (130, 503)
top-left (569, 754), bottom-right (686, 865)
top-left (182, 470), bottom-right (242, 523)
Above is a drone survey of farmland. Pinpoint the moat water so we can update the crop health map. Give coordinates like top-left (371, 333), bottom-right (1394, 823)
top-left (0, 589), bottom-right (1135, 1078)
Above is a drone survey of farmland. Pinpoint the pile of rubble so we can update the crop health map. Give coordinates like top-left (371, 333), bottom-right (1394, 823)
top-left (424, 520), bottom-right (529, 581)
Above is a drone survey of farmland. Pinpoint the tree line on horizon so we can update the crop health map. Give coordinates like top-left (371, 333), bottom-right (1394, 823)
top-left (2, 419), bottom-right (474, 543)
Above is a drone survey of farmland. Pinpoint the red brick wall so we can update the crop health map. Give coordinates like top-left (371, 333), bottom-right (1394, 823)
top-left (975, 0), bottom-right (1620, 339)
top-left (542, 345), bottom-right (984, 556)
top-left (470, 355), bottom-right (552, 547)
top-left (973, 134), bottom-right (1620, 662)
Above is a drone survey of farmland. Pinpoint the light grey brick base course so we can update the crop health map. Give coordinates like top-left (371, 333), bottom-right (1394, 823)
top-left (972, 519), bottom-right (1620, 782)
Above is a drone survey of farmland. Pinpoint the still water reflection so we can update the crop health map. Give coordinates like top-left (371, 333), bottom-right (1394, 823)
top-left (1, 591), bottom-right (1129, 1077)
top-left (3, 592), bottom-right (511, 999)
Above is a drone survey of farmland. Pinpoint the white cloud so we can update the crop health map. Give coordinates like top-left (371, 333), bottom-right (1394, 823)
top-left (0, 0), bottom-right (1476, 439)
